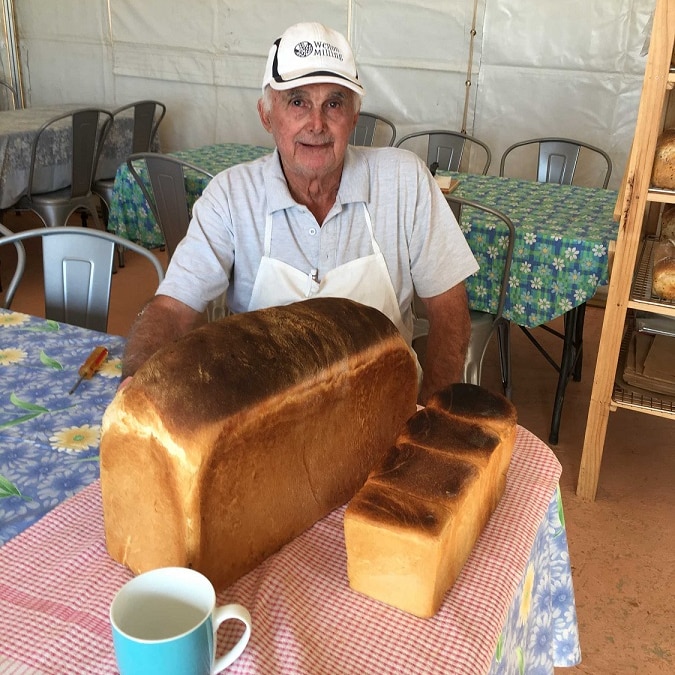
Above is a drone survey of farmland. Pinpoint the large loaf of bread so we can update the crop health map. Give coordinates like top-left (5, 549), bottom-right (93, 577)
top-left (100, 297), bottom-right (418, 590)
top-left (344, 383), bottom-right (517, 618)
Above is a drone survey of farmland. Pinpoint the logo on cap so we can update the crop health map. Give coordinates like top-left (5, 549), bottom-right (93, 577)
top-left (294, 41), bottom-right (314, 58)
top-left (293, 40), bottom-right (343, 61)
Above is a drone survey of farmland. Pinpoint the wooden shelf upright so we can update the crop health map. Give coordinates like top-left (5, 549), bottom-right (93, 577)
top-left (577, 0), bottom-right (675, 501)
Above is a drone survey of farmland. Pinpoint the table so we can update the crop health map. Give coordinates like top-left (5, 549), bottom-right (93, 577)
top-left (0, 104), bottom-right (140, 209)
top-left (107, 144), bottom-right (618, 444)
top-left (447, 172), bottom-right (618, 444)
top-left (0, 310), bottom-right (126, 543)
top-left (0, 308), bottom-right (580, 673)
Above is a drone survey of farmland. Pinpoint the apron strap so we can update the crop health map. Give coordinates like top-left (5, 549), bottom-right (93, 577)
top-left (264, 211), bottom-right (273, 256)
top-left (362, 203), bottom-right (382, 256)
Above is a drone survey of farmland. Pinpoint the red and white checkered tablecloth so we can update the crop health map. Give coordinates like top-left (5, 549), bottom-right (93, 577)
top-left (0, 426), bottom-right (561, 675)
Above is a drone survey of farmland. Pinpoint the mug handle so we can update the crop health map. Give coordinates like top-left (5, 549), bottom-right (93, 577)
top-left (212, 603), bottom-right (252, 673)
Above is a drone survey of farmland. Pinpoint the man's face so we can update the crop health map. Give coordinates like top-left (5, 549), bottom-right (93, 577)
top-left (258, 83), bottom-right (359, 184)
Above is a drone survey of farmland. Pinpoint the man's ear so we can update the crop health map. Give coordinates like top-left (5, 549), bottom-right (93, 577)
top-left (258, 99), bottom-right (272, 133)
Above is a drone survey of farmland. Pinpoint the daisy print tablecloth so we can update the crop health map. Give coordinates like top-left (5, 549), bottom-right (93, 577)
top-left (447, 172), bottom-right (619, 328)
top-left (0, 310), bottom-right (125, 544)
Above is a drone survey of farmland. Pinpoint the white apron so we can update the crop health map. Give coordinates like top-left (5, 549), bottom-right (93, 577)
top-left (249, 203), bottom-right (413, 344)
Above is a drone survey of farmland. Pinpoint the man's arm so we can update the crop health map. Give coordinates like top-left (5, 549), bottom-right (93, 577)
top-left (121, 294), bottom-right (202, 380)
top-left (417, 283), bottom-right (471, 404)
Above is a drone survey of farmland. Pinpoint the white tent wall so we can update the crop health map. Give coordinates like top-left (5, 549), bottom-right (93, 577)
top-left (9, 0), bottom-right (656, 190)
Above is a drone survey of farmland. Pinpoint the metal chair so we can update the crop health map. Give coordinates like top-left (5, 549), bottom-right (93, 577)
top-left (0, 224), bottom-right (164, 332)
top-left (499, 137), bottom-right (612, 435)
top-left (92, 100), bottom-right (166, 223)
top-left (127, 152), bottom-right (227, 321)
top-left (395, 130), bottom-right (492, 175)
top-left (349, 112), bottom-right (397, 146)
top-left (13, 108), bottom-right (114, 229)
top-left (126, 152), bottom-right (214, 261)
top-left (499, 137), bottom-right (612, 188)
top-left (412, 196), bottom-right (514, 398)
top-left (0, 80), bottom-right (17, 110)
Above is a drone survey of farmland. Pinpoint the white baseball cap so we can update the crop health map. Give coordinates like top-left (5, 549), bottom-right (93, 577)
top-left (262, 22), bottom-right (364, 96)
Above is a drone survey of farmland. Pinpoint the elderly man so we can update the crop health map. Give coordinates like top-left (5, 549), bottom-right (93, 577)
top-left (122, 22), bottom-right (478, 403)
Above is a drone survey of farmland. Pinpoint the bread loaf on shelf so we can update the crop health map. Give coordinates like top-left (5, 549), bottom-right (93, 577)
top-left (651, 129), bottom-right (675, 190)
top-left (100, 297), bottom-right (418, 590)
top-left (344, 383), bottom-right (517, 618)
top-left (652, 240), bottom-right (675, 300)
top-left (659, 205), bottom-right (675, 241)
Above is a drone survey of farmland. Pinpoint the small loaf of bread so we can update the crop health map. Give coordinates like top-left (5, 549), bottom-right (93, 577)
top-left (100, 297), bottom-right (418, 590)
top-left (344, 383), bottom-right (517, 618)
top-left (651, 129), bottom-right (675, 190)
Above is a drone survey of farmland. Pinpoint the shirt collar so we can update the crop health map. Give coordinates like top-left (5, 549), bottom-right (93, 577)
top-left (263, 146), bottom-right (370, 214)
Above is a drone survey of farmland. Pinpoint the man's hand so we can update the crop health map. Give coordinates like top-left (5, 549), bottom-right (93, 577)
top-left (121, 295), bottom-right (202, 379)
top-left (417, 283), bottom-right (471, 404)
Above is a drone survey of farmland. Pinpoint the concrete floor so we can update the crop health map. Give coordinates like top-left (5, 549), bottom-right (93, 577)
top-left (1, 211), bottom-right (673, 674)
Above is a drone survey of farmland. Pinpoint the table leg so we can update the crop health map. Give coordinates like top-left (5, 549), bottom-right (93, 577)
top-left (549, 306), bottom-right (583, 444)
top-left (572, 302), bottom-right (586, 381)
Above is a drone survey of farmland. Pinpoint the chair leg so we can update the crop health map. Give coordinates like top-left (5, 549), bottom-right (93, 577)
top-left (497, 320), bottom-right (512, 399)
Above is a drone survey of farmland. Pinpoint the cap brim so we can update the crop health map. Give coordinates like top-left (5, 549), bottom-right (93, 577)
top-left (267, 74), bottom-right (364, 96)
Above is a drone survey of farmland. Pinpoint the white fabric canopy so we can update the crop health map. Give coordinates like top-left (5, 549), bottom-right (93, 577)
top-left (4, 0), bottom-right (656, 189)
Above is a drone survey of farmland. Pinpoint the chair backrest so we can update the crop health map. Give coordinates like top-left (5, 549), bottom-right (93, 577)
top-left (26, 108), bottom-right (113, 199)
top-left (95, 100), bottom-right (167, 181)
top-left (350, 112), bottom-right (397, 146)
top-left (0, 80), bottom-right (17, 109)
top-left (448, 195), bottom-right (515, 320)
top-left (499, 137), bottom-right (612, 188)
top-left (0, 224), bottom-right (164, 332)
top-left (396, 130), bottom-right (492, 175)
top-left (127, 152), bottom-right (214, 260)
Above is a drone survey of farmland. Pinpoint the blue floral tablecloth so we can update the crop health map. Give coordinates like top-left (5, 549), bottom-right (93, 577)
top-left (0, 104), bottom-right (146, 209)
top-left (0, 310), bottom-right (125, 544)
top-left (491, 485), bottom-right (580, 672)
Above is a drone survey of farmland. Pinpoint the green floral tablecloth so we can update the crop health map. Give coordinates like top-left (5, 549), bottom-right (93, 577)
top-left (449, 172), bottom-right (618, 327)
top-left (107, 144), bottom-right (618, 328)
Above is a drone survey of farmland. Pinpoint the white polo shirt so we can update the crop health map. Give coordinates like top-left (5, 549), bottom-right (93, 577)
top-left (157, 145), bottom-right (478, 335)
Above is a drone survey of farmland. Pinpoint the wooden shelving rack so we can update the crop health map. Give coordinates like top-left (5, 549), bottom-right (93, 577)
top-left (577, 0), bottom-right (675, 500)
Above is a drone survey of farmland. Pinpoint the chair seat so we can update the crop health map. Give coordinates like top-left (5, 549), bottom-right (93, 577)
top-left (412, 309), bottom-right (500, 385)
top-left (15, 190), bottom-right (101, 229)
top-left (464, 310), bottom-right (497, 385)
top-left (17, 187), bottom-right (95, 206)
top-left (93, 177), bottom-right (115, 204)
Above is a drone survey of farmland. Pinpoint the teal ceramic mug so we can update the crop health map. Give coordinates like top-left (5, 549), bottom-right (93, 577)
top-left (110, 567), bottom-right (251, 675)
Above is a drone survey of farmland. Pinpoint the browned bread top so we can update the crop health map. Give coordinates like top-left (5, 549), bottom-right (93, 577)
top-left (368, 443), bottom-right (480, 504)
top-left (120, 297), bottom-right (408, 431)
top-left (398, 408), bottom-right (500, 460)
top-left (346, 480), bottom-right (462, 536)
top-left (427, 382), bottom-right (517, 428)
